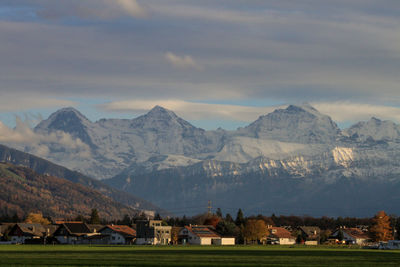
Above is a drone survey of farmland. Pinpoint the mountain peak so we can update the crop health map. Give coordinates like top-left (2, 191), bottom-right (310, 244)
top-left (147, 105), bottom-right (177, 118)
top-left (47, 107), bottom-right (91, 123)
top-left (34, 107), bottom-right (94, 146)
top-left (243, 103), bottom-right (340, 143)
top-left (345, 117), bottom-right (400, 142)
top-left (130, 105), bottom-right (194, 130)
top-left (284, 104), bottom-right (320, 117)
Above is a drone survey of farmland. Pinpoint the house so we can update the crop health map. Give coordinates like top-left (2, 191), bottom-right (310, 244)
top-left (298, 226), bottom-right (321, 245)
top-left (100, 225), bottom-right (136, 245)
top-left (332, 227), bottom-right (370, 245)
top-left (179, 225), bottom-right (235, 245)
top-left (136, 220), bottom-right (171, 245)
top-left (267, 227), bottom-right (296, 245)
top-left (0, 223), bottom-right (14, 240)
top-left (53, 222), bottom-right (95, 244)
top-left (8, 223), bottom-right (50, 244)
top-left (87, 224), bottom-right (104, 233)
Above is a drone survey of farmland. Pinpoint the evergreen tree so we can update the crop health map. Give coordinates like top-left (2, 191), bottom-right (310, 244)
top-left (235, 209), bottom-right (245, 227)
top-left (216, 208), bottom-right (223, 218)
top-left (121, 214), bottom-right (131, 225)
top-left (225, 213), bottom-right (233, 223)
top-left (337, 229), bottom-right (344, 241)
top-left (154, 213), bottom-right (162, 220)
top-left (89, 208), bottom-right (100, 224)
top-left (12, 213), bottom-right (20, 223)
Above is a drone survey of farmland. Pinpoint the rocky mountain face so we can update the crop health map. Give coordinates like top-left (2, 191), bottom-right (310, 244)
top-left (3, 104), bottom-right (400, 217)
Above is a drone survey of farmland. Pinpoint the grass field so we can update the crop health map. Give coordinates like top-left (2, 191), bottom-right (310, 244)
top-left (0, 245), bottom-right (399, 266)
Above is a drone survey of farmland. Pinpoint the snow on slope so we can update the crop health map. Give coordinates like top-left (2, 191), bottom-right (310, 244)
top-left (214, 136), bottom-right (329, 163)
top-left (344, 117), bottom-right (400, 142)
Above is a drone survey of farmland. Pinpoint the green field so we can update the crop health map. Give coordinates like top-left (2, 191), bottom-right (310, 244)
top-left (0, 245), bottom-right (399, 266)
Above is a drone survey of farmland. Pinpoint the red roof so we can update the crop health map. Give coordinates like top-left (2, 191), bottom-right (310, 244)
top-left (268, 227), bottom-right (293, 239)
top-left (185, 226), bottom-right (220, 238)
top-left (343, 228), bottom-right (369, 239)
top-left (105, 225), bottom-right (136, 237)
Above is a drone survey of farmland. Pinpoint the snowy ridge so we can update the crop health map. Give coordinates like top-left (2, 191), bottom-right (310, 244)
top-left (2, 103), bottom-right (396, 183)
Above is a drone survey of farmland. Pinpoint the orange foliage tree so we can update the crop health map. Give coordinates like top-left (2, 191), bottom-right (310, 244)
top-left (242, 219), bottom-right (267, 244)
top-left (24, 212), bottom-right (50, 225)
top-left (204, 215), bottom-right (221, 228)
top-left (370, 211), bottom-right (393, 242)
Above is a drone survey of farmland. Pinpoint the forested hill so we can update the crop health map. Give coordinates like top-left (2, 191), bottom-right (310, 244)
top-left (0, 144), bottom-right (161, 214)
top-left (0, 162), bottom-right (138, 220)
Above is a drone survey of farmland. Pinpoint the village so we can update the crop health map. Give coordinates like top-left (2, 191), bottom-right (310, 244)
top-left (0, 209), bottom-right (398, 248)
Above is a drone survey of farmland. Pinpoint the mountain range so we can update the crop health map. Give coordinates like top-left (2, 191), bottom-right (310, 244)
top-left (3, 104), bottom-right (400, 217)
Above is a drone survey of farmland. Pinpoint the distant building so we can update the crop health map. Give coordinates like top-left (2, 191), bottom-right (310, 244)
top-left (8, 223), bottom-right (53, 244)
top-left (298, 226), bottom-right (321, 245)
top-left (53, 222), bottom-right (94, 244)
top-left (267, 226), bottom-right (296, 245)
top-left (100, 225), bottom-right (136, 245)
top-left (332, 227), bottom-right (370, 245)
top-left (179, 225), bottom-right (235, 245)
top-left (136, 220), bottom-right (171, 245)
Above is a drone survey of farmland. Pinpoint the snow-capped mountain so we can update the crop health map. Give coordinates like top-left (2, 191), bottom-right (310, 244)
top-left (32, 105), bottom-right (224, 178)
top-left (4, 103), bottom-right (400, 216)
top-left (240, 104), bottom-right (341, 143)
top-left (343, 117), bottom-right (400, 142)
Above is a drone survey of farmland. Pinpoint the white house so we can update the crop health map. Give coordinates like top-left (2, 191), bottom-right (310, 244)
top-left (267, 227), bottom-right (296, 245)
top-left (53, 222), bottom-right (93, 244)
top-left (100, 225), bottom-right (136, 245)
top-left (332, 227), bottom-right (370, 245)
top-left (179, 225), bottom-right (235, 245)
top-left (8, 223), bottom-right (47, 244)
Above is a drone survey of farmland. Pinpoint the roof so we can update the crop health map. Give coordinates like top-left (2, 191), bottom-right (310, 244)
top-left (342, 228), bottom-right (369, 239)
top-left (184, 226), bottom-right (220, 238)
top-left (87, 224), bottom-right (105, 233)
top-left (0, 223), bottom-right (15, 235)
top-left (12, 223), bottom-right (46, 237)
top-left (102, 225), bottom-right (136, 237)
top-left (299, 226), bottom-right (320, 236)
top-left (54, 223), bottom-right (91, 236)
top-left (268, 227), bottom-right (293, 239)
top-left (54, 220), bottom-right (84, 225)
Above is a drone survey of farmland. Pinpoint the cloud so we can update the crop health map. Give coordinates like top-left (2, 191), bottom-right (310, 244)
top-left (33, 0), bottom-right (146, 20)
top-left (1, 1), bottom-right (400, 111)
top-left (101, 99), bottom-right (400, 127)
top-left (0, 117), bottom-right (91, 158)
top-left (101, 99), bottom-right (282, 122)
top-left (0, 94), bottom-right (77, 112)
top-left (312, 102), bottom-right (400, 124)
top-left (165, 52), bottom-right (202, 70)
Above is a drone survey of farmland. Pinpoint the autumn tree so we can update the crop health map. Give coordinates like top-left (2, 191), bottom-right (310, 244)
top-left (204, 215), bottom-right (221, 228)
top-left (171, 226), bottom-right (182, 245)
top-left (242, 219), bottom-right (267, 244)
top-left (370, 211), bottom-right (393, 242)
top-left (89, 208), bottom-right (100, 224)
top-left (24, 212), bottom-right (50, 225)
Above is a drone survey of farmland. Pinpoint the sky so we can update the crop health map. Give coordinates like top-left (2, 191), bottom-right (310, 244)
top-left (0, 0), bottom-right (400, 130)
